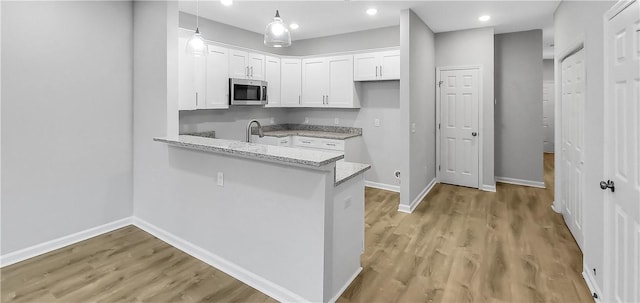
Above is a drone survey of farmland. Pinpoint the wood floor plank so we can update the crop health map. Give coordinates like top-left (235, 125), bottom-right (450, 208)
top-left (0, 153), bottom-right (592, 303)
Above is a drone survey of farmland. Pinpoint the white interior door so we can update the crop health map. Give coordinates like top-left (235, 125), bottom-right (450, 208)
top-left (439, 68), bottom-right (480, 188)
top-left (560, 48), bottom-right (586, 250)
top-left (543, 80), bottom-right (555, 153)
top-left (603, 1), bottom-right (640, 301)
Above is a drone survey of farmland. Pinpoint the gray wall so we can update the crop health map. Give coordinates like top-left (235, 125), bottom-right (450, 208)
top-left (399, 9), bottom-right (436, 209)
top-left (180, 108), bottom-right (290, 141)
top-left (1, 1), bottom-right (133, 254)
top-left (554, 0), bottom-right (614, 292)
top-left (435, 27), bottom-right (495, 188)
top-left (494, 30), bottom-right (544, 184)
top-left (281, 26), bottom-right (399, 56)
top-left (543, 59), bottom-right (554, 81)
top-left (287, 81), bottom-right (401, 187)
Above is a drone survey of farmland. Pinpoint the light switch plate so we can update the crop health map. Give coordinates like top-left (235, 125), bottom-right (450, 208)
top-left (334, 118), bottom-right (339, 125)
top-left (270, 117), bottom-right (275, 124)
top-left (374, 118), bottom-right (381, 127)
top-left (304, 117), bottom-right (309, 124)
top-left (217, 172), bottom-right (224, 186)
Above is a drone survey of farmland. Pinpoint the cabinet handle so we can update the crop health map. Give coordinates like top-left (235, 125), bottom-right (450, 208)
top-left (380, 65), bottom-right (383, 77)
top-left (195, 92), bottom-right (198, 106)
top-left (246, 66), bottom-right (249, 77)
top-left (376, 66), bottom-right (378, 77)
top-left (301, 140), bottom-right (311, 144)
top-left (251, 66), bottom-right (254, 77)
top-left (326, 95), bottom-right (329, 104)
top-left (326, 143), bottom-right (336, 146)
top-left (298, 95), bottom-right (301, 104)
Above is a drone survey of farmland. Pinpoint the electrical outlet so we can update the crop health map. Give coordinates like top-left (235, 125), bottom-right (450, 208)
top-left (334, 118), bottom-right (339, 125)
top-left (304, 117), bottom-right (309, 124)
top-left (270, 117), bottom-right (275, 124)
top-left (411, 123), bottom-right (416, 133)
top-left (374, 118), bottom-right (381, 127)
top-left (217, 172), bottom-right (224, 186)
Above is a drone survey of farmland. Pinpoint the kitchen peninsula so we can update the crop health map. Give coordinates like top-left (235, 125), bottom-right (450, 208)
top-left (154, 134), bottom-right (370, 302)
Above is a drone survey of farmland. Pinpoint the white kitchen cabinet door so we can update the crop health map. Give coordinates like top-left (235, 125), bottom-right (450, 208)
top-left (265, 56), bottom-right (281, 107)
top-left (301, 58), bottom-right (326, 106)
top-left (326, 55), bottom-right (356, 108)
top-left (229, 50), bottom-right (249, 79)
top-left (353, 53), bottom-right (379, 81)
top-left (281, 58), bottom-right (302, 107)
top-left (353, 50), bottom-right (400, 81)
top-left (248, 53), bottom-right (265, 80)
top-left (379, 50), bottom-right (400, 80)
top-left (178, 36), bottom-right (206, 110)
top-left (204, 45), bottom-right (229, 109)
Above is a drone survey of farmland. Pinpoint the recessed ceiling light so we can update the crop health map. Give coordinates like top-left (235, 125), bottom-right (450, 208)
top-left (220, 0), bottom-right (233, 6)
top-left (366, 8), bottom-right (378, 16)
top-left (289, 23), bottom-right (299, 30)
top-left (478, 15), bottom-right (491, 22)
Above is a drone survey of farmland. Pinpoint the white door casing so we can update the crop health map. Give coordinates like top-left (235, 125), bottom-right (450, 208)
top-left (438, 68), bottom-right (480, 188)
top-left (603, 1), bottom-right (640, 302)
top-left (543, 80), bottom-right (556, 153)
top-left (560, 48), bottom-right (586, 250)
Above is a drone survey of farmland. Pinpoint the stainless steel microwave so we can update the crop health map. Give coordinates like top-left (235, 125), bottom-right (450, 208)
top-left (229, 78), bottom-right (268, 106)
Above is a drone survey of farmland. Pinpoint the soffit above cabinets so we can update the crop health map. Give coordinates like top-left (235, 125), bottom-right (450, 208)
top-left (178, 1), bottom-right (560, 41)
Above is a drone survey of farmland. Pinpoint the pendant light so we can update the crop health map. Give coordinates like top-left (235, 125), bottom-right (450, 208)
top-left (186, 0), bottom-right (207, 57)
top-left (264, 10), bottom-right (291, 48)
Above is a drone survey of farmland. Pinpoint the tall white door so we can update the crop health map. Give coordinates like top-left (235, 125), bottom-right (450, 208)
top-left (603, 1), bottom-right (640, 301)
top-left (560, 48), bottom-right (586, 250)
top-left (439, 68), bottom-right (480, 188)
top-left (543, 80), bottom-right (555, 153)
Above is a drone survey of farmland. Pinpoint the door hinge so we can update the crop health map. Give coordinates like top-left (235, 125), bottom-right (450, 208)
top-left (438, 81), bottom-right (443, 87)
top-left (438, 123), bottom-right (441, 130)
top-left (438, 165), bottom-right (441, 171)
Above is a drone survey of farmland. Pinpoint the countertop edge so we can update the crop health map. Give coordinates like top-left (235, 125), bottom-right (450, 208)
top-left (335, 162), bottom-right (372, 186)
top-left (154, 137), bottom-right (345, 168)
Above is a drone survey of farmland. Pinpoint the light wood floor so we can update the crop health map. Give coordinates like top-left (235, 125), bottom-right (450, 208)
top-left (1, 153), bottom-right (592, 302)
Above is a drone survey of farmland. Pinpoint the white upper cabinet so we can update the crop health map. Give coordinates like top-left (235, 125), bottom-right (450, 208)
top-left (280, 58), bottom-right (302, 107)
top-left (301, 58), bottom-right (326, 106)
top-left (301, 55), bottom-right (357, 108)
top-left (178, 36), bottom-right (206, 111)
top-left (353, 50), bottom-right (400, 81)
top-left (204, 45), bottom-right (230, 109)
top-left (265, 56), bottom-right (281, 107)
top-left (229, 50), bottom-right (265, 80)
top-left (326, 56), bottom-right (355, 107)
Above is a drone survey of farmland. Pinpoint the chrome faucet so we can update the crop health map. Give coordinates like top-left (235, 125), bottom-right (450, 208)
top-left (246, 119), bottom-right (264, 142)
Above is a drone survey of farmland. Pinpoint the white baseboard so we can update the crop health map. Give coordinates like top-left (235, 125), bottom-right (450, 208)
top-left (582, 262), bottom-right (602, 302)
top-left (480, 184), bottom-right (497, 192)
top-left (398, 178), bottom-right (437, 213)
top-left (132, 217), bottom-right (309, 303)
top-left (495, 176), bottom-right (545, 189)
top-left (551, 200), bottom-right (562, 213)
top-left (329, 267), bottom-right (362, 303)
top-left (0, 217), bottom-right (133, 268)
top-left (364, 181), bottom-right (399, 193)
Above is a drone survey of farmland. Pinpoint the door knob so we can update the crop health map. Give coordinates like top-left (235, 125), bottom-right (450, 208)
top-left (472, 132), bottom-right (478, 137)
top-left (600, 180), bottom-right (615, 192)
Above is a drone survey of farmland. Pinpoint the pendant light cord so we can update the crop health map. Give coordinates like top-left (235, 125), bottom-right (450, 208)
top-left (196, 0), bottom-right (200, 30)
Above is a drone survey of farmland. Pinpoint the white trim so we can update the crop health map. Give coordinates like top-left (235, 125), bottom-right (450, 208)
top-left (0, 217), bottom-right (133, 268)
top-left (132, 217), bottom-right (310, 303)
top-left (435, 65), bottom-right (484, 189)
top-left (480, 184), bottom-right (496, 192)
top-left (329, 267), bottom-right (362, 303)
top-left (551, 201), bottom-right (562, 213)
top-left (398, 178), bottom-right (437, 213)
top-left (582, 262), bottom-right (602, 302)
top-left (495, 177), bottom-right (545, 189)
top-left (365, 181), bottom-right (400, 193)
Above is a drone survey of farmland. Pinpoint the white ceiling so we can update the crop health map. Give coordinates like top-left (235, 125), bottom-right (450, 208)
top-left (179, 0), bottom-right (560, 58)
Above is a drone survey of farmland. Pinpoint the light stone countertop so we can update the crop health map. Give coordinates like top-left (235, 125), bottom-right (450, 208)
top-left (261, 130), bottom-right (360, 140)
top-left (335, 160), bottom-right (371, 186)
top-left (154, 135), bottom-right (344, 167)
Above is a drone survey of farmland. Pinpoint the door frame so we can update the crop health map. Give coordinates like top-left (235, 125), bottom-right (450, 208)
top-left (552, 37), bottom-right (586, 214)
top-left (435, 65), bottom-right (484, 189)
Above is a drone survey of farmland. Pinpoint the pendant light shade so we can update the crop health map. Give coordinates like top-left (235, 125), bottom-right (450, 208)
top-left (186, 28), bottom-right (207, 57)
top-left (264, 10), bottom-right (291, 48)
top-left (186, 0), bottom-right (207, 57)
